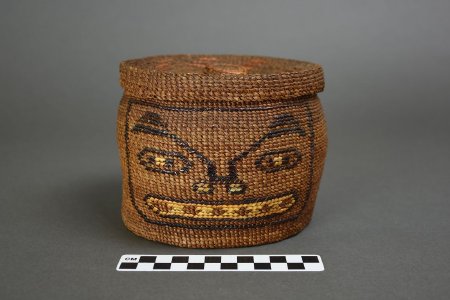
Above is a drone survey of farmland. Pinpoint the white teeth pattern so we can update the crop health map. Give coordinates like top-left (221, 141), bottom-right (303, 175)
top-left (146, 194), bottom-right (296, 219)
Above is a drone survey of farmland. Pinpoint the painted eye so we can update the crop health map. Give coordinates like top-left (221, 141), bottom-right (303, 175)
top-left (255, 148), bottom-right (301, 173)
top-left (138, 148), bottom-right (192, 175)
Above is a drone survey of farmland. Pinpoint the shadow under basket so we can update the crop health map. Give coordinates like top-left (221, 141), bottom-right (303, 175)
top-left (117, 54), bottom-right (327, 248)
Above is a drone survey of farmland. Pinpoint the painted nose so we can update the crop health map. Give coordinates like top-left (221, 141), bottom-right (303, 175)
top-left (192, 180), bottom-right (247, 195)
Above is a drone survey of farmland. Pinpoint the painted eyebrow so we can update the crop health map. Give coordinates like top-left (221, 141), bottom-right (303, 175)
top-left (138, 112), bottom-right (167, 128)
top-left (267, 114), bottom-right (305, 136)
top-left (131, 114), bottom-right (214, 170)
top-left (230, 114), bottom-right (305, 163)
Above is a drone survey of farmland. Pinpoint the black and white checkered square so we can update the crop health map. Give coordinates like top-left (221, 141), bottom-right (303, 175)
top-left (117, 255), bottom-right (323, 271)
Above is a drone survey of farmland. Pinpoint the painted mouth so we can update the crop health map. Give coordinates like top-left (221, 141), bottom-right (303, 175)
top-left (144, 191), bottom-right (298, 220)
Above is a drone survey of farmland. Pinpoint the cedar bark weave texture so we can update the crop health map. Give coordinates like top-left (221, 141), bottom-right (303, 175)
top-left (117, 55), bottom-right (327, 248)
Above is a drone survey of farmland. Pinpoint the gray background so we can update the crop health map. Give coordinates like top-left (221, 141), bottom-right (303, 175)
top-left (1, 0), bottom-right (449, 299)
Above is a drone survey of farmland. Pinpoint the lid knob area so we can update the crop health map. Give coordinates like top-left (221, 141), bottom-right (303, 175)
top-left (203, 63), bottom-right (250, 75)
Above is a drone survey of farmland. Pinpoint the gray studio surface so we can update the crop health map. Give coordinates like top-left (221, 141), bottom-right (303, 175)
top-left (1, 1), bottom-right (449, 299)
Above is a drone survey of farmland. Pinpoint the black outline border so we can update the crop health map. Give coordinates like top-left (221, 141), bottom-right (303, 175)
top-left (124, 98), bottom-right (315, 230)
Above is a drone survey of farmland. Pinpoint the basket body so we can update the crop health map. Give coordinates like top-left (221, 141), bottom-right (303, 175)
top-left (117, 55), bottom-right (327, 248)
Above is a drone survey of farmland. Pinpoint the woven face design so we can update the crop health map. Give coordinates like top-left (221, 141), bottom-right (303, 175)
top-left (124, 99), bottom-right (315, 229)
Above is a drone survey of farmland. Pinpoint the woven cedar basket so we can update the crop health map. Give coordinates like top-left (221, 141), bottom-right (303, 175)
top-left (117, 54), bottom-right (327, 248)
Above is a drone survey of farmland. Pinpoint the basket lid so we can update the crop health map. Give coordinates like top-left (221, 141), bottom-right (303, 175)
top-left (120, 54), bottom-right (324, 102)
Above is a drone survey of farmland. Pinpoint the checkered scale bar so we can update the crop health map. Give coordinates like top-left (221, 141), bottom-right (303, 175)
top-left (116, 255), bottom-right (324, 271)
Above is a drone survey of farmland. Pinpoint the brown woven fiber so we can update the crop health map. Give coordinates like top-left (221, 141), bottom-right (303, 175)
top-left (117, 54), bottom-right (327, 248)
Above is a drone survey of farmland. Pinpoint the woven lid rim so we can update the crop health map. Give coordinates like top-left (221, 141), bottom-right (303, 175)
top-left (120, 54), bottom-right (325, 102)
